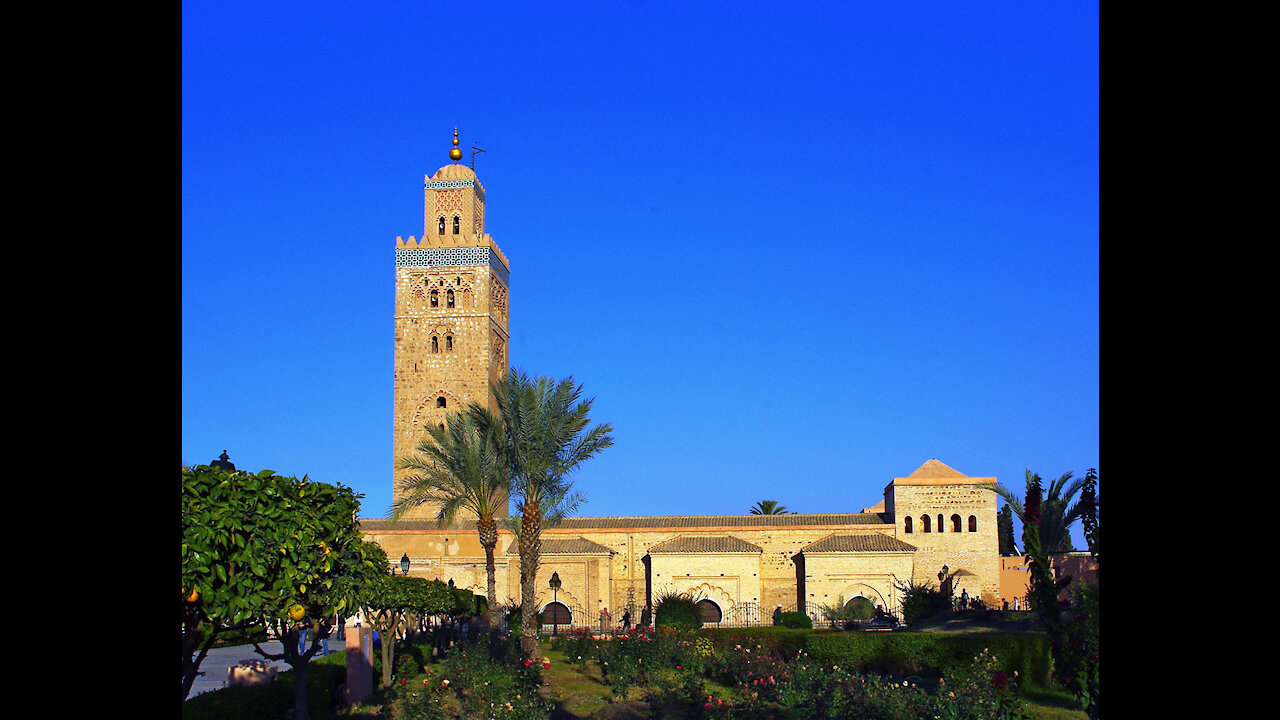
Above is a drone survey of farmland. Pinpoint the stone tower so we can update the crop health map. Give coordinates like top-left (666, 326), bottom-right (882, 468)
top-left (392, 129), bottom-right (511, 520)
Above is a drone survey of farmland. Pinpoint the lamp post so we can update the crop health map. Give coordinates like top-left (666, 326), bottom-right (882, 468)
top-left (400, 554), bottom-right (411, 576)
top-left (549, 572), bottom-right (562, 636)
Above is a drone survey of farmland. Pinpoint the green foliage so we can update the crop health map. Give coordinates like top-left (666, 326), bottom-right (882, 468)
top-left (801, 631), bottom-right (1053, 689)
top-left (998, 503), bottom-right (1018, 555)
top-left (894, 578), bottom-right (951, 626)
top-left (181, 463), bottom-right (384, 705)
top-left (749, 500), bottom-right (795, 515)
top-left (653, 590), bottom-right (703, 632)
top-left (985, 470), bottom-right (1088, 553)
top-left (777, 611), bottom-right (813, 629)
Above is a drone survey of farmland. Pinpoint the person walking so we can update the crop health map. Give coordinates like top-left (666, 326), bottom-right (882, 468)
top-left (600, 607), bottom-right (611, 633)
top-left (621, 609), bottom-right (631, 630)
top-left (640, 603), bottom-right (652, 628)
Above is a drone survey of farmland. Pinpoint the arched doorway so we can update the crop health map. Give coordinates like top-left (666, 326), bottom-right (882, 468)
top-left (540, 601), bottom-right (572, 628)
top-left (695, 599), bottom-right (722, 625)
top-left (844, 596), bottom-right (876, 621)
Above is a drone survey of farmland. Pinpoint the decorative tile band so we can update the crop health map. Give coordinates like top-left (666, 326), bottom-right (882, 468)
top-left (424, 179), bottom-right (484, 200)
top-left (396, 246), bottom-right (509, 286)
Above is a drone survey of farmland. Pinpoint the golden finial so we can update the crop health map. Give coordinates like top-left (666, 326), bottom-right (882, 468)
top-left (449, 127), bottom-right (463, 162)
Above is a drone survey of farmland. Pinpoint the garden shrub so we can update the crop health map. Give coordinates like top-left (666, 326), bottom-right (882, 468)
top-left (653, 591), bottom-right (703, 632)
top-left (777, 611), bottom-right (813, 629)
top-left (801, 631), bottom-right (1051, 688)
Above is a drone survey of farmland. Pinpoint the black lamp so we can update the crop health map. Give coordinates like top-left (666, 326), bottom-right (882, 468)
top-left (400, 554), bottom-right (411, 575)
top-left (549, 572), bottom-right (562, 635)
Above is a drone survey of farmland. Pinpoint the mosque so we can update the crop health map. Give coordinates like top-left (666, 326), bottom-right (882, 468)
top-left (356, 131), bottom-right (1000, 626)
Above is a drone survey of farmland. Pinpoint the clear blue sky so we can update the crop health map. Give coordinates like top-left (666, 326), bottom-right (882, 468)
top-left (182, 1), bottom-right (1098, 548)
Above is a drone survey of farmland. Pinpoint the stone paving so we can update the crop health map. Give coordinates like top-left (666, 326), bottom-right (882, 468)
top-left (186, 636), bottom-right (340, 699)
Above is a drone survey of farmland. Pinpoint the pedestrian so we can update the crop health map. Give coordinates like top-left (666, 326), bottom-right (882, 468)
top-left (622, 609), bottom-right (631, 630)
top-left (318, 616), bottom-right (333, 656)
top-left (600, 607), bottom-right (610, 633)
top-left (1002, 598), bottom-right (1009, 611)
top-left (640, 603), bottom-right (652, 628)
top-left (298, 621), bottom-right (309, 655)
top-left (960, 589), bottom-right (969, 609)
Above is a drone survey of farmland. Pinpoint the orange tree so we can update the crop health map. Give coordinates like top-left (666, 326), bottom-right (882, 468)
top-left (356, 547), bottom-right (454, 689)
top-left (181, 463), bottom-right (384, 719)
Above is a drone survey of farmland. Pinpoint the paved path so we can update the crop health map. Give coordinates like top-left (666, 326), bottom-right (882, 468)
top-left (186, 636), bottom-right (341, 699)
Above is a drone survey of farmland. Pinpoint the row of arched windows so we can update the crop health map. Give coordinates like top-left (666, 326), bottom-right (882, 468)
top-left (438, 215), bottom-right (461, 235)
top-left (429, 335), bottom-right (454, 353)
top-left (429, 289), bottom-right (456, 308)
top-left (904, 514), bottom-right (978, 534)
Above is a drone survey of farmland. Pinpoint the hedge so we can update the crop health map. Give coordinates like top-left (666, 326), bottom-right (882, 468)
top-left (182, 652), bottom-right (348, 720)
top-left (802, 631), bottom-right (1052, 689)
top-left (698, 627), bottom-right (1051, 690)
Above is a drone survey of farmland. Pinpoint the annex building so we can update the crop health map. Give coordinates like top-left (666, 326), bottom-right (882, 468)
top-left (359, 133), bottom-right (1000, 626)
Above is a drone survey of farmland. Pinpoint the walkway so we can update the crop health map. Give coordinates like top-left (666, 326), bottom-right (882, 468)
top-left (186, 636), bottom-right (340, 699)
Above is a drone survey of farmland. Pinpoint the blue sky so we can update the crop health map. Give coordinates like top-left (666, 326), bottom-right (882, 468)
top-left (182, 1), bottom-right (1098, 548)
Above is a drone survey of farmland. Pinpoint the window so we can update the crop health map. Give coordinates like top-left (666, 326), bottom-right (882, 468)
top-left (951, 514), bottom-right (962, 533)
top-left (438, 216), bottom-right (446, 234)
top-left (904, 516), bottom-right (913, 533)
top-left (446, 289), bottom-right (455, 308)
top-left (938, 514), bottom-right (945, 533)
top-left (430, 289), bottom-right (439, 307)
top-left (452, 216), bottom-right (460, 234)
top-left (921, 515), bottom-right (931, 533)
top-left (968, 515), bottom-right (978, 532)
top-left (445, 335), bottom-right (453, 352)
top-left (431, 336), bottom-right (439, 353)
top-left (436, 397), bottom-right (447, 408)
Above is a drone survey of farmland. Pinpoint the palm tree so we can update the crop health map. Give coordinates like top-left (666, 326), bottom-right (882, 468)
top-left (983, 470), bottom-right (1086, 553)
top-left (749, 500), bottom-right (795, 515)
top-left (469, 369), bottom-right (614, 658)
top-left (393, 409), bottom-right (508, 638)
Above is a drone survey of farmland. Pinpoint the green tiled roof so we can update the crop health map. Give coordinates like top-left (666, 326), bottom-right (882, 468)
top-left (647, 535), bottom-right (763, 554)
top-left (801, 534), bottom-right (918, 553)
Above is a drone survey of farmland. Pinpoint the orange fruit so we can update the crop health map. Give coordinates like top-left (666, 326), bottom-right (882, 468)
top-left (289, 603), bottom-right (306, 621)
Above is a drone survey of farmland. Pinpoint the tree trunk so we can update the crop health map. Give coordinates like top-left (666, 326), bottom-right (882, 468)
top-left (380, 618), bottom-right (398, 690)
top-left (519, 501), bottom-right (542, 659)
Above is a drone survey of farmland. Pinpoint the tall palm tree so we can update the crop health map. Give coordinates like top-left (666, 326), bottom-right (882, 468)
top-left (983, 470), bottom-right (1086, 553)
top-left (393, 409), bottom-right (508, 637)
top-left (470, 369), bottom-right (614, 658)
top-left (749, 500), bottom-right (795, 515)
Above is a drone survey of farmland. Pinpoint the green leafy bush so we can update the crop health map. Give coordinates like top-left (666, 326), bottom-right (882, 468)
top-left (801, 631), bottom-right (1052, 688)
top-left (653, 591), bottom-right (703, 632)
top-left (181, 654), bottom-right (347, 720)
top-left (777, 611), bottom-right (812, 629)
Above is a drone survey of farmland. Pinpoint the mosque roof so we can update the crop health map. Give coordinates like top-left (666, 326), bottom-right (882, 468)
top-left (504, 537), bottom-right (613, 555)
top-left (801, 534), bottom-right (918, 553)
top-left (359, 512), bottom-right (889, 533)
top-left (905, 459), bottom-right (967, 478)
top-left (647, 535), bottom-right (763, 554)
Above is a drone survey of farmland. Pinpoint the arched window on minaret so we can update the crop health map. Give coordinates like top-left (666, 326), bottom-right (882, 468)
top-left (436, 397), bottom-right (447, 408)
top-left (452, 216), bottom-right (460, 234)
top-left (951, 514), bottom-right (962, 533)
top-left (921, 515), bottom-right (931, 533)
top-left (968, 515), bottom-right (978, 532)
top-left (938, 514), bottom-right (945, 533)
top-left (904, 516), bottom-right (913, 534)
top-left (431, 336), bottom-right (439, 353)
top-left (438, 216), bottom-right (446, 234)
top-left (445, 335), bottom-right (453, 352)
top-left (446, 289), bottom-right (455, 308)
top-left (430, 289), bottom-right (439, 307)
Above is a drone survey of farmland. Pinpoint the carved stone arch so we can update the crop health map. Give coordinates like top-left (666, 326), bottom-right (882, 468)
top-left (837, 582), bottom-right (891, 613)
top-left (685, 581), bottom-right (736, 612)
top-left (408, 390), bottom-right (463, 431)
top-left (538, 587), bottom-right (583, 611)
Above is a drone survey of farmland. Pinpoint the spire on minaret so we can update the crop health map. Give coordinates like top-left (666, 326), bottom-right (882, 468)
top-left (449, 127), bottom-right (463, 163)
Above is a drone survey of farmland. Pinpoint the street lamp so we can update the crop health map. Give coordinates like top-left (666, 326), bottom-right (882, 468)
top-left (400, 554), bottom-right (411, 576)
top-left (549, 572), bottom-right (562, 636)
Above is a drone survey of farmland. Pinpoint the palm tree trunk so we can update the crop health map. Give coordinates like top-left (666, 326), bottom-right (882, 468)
top-left (519, 500), bottom-right (542, 659)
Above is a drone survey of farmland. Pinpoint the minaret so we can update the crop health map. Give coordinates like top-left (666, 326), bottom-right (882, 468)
top-left (392, 128), bottom-right (511, 520)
